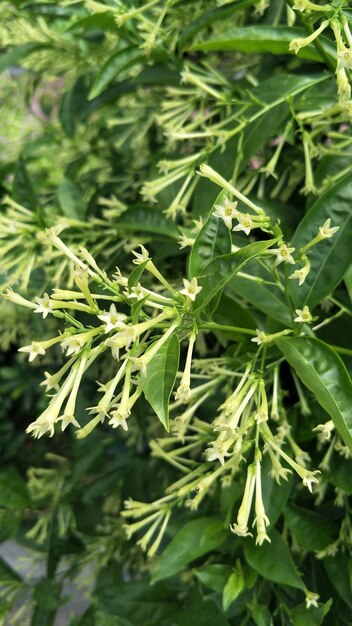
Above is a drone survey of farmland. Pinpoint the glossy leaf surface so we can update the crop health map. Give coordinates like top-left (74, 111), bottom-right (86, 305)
top-left (244, 529), bottom-right (304, 590)
top-left (289, 171), bottom-right (352, 308)
top-left (141, 334), bottom-right (180, 431)
top-left (152, 518), bottom-right (227, 582)
top-left (276, 336), bottom-right (352, 452)
top-left (193, 239), bottom-right (277, 312)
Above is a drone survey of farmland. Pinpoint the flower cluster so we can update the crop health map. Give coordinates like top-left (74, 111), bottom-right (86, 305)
top-left (4, 234), bottom-right (206, 439)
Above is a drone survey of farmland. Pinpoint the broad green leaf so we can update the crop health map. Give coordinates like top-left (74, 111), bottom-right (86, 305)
top-left (0, 557), bottom-right (23, 584)
top-left (67, 12), bottom-right (118, 33)
top-left (244, 529), bottom-right (304, 590)
top-left (0, 510), bottom-right (19, 542)
top-left (13, 158), bottom-right (39, 213)
top-left (58, 176), bottom-right (86, 220)
top-left (141, 334), bottom-right (180, 431)
top-left (290, 600), bottom-right (332, 626)
top-left (152, 518), bottom-right (227, 582)
top-left (172, 593), bottom-right (231, 626)
top-left (95, 574), bottom-right (179, 625)
top-left (117, 207), bottom-right (178, 239)
top-left (128, 259), bottom-right (150, 290)
top-left (324, 554), bottom-right (352, 609)
top-left (261, 455), bottom-right (292, 524)
top-left (248, 74), bottom-right (328, 107)
top-left (193, 564), bottom-right (233, 593)
top-left (295, 80), bottom-right (338, 115)
top-left (189, 26), bottom-right (332, 62)
top-left (222, 569), bottom-right (245, 611)
top-left (276, 336), bottom-right (352, 452)
top-left (228, 265), bottom-right (292, 327)
top-left (288, 170), bottom-right (352, 308)
top-left (326, 455), bottom-right (352, 493)
top-left (214, 293), bottom-right (257, 332)
top-left (59, 77), bottom-right (89, 137)
top-left (193, 239), bottom-right (277, 312)
top-left (284, 505), bottom-right (338, 552)
top-left (0, 468), bottom-right (29, 509)
top-left (179, 0), bottom-right (258, 49)
top-left (250, 605), bottom-right (273, 626)
top-left (189, 190), bottom-right (231, 278)
top-left (88, 47), bottom-right (144, 100)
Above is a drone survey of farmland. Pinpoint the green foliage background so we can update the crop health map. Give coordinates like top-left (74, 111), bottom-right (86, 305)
top-left (1, 1), bottom-right (352, 625)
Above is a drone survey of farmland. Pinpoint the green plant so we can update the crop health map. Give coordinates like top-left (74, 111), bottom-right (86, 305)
top-left (1, 1), bottom-right (352, 624)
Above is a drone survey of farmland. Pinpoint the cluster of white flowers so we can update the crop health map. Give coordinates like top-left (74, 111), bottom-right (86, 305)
top-left (4, 235), bottom-right (207, 440)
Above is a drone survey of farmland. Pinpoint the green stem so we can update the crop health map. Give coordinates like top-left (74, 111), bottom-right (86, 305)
top-left (200, 322), bottom-right (256, 336)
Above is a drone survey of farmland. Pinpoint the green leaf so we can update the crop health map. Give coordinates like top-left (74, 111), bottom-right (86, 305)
top-left (179, 0), bottom-right (258, 49)
top-left (59, 77), bottom-right (88, 138)
top-left (244, 528), bottom-right (304, 590)
top-left (88, 46), bottom-right (144, 100)
top-left (326, 455), bottom-right (352, 493)
top-left (0, 557), bottom-right (23, 584)
top-left (290, 600), bottom-right (332, 626)
top-left (152, 518), bottom-right (227, 582)
top-left (222, 569), bottom-right (245, 611)
top-left (172, 593), bottom-right (231, 626)
top-left (0, 468), bottom-right (29, 509)
top-left (250, 605), bottom-right (273, 626)
top-left (141, 333), bottom-right (180, 431)
top-left (261, 455), bottom-right (292, 524)
top-left (324, 553), bottom-right (352, 609)
top-left (57, 176), bottom-right (86, 220)
top-left (188, 26), bottom-right (332, 62)
top-left (228, 264), bottom-right (292, 326)
top-left (276, 336), bottom-right (352, 453)
top-left (213, 293), bottom-right (257, 332)
top-left (193, 564), bottom-right (233, 593)
top-left (117, 207), bottom-right (178, 239)
top-left (13, 158), bottom-right (39, 213)
top-left (288, 170), bottom-right (352, 308)
top-left (193, 239), bottom-right (277, 312)
top-left (128, 259), bottom-right (150, 290)
top-left (189, 190), bottom-right (231, 278)
top-left (67, 12), bottom-right (118, 33)
top-left (284, 505), bottom-right (338, 552)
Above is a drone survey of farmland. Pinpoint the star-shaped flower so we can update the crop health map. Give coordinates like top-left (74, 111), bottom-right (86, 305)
top-left (269, 244), bottom-right (295, 266)
top-left (180, 277), bottom-right (202, 301)
top-left (294, 305), bottom-right (313, 323)
top-left (213, 197), bottom-right (239, 229)
top-left (302, 470), bottom-right (320, 493)
top-left (109, 407), bottom-right (130, 431)
top-left (34, 293), bottom-right (53, 319)
top-left (251, 330), bottom-right (268, 345)
top-left (97, 304), bottom-right (127, 333)
top-left (337, 48), bottom-right (352, 72)
top-left (230, 523), bottom-right (252, 538)
top-left (305, 591), bottom-right (320, 609)
top-left (289, 264), bottom-right (310, 286)
top-left (132, 244), bottom-right (150, 265)
top-left (206, 442), bottom-right (231, 466)
top-left (18, 342), bottom-right (46, 362)
top-left (232, 213), bottom-right (256, 236)
top-left (318, 218), bottom-right (339, 239)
